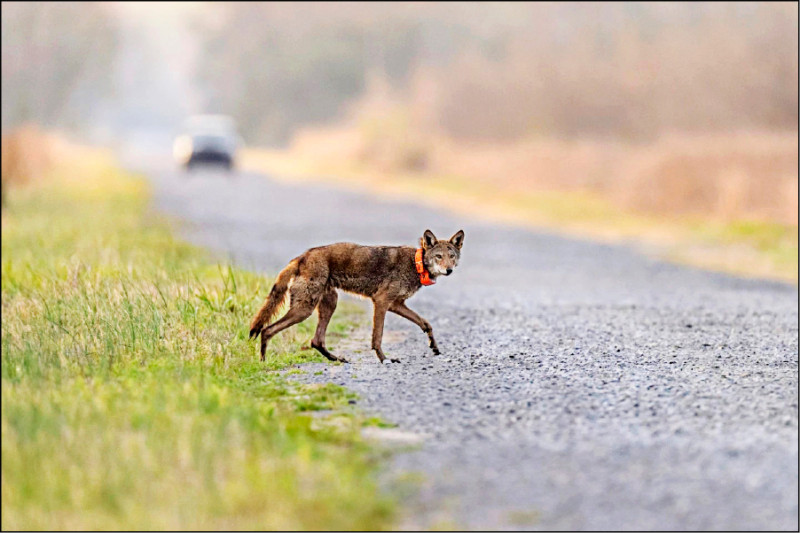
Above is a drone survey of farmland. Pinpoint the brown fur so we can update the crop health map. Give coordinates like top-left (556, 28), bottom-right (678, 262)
top-left (249, 229), bottom-right (464, 363)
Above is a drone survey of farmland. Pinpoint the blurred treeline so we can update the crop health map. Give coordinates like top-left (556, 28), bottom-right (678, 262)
top-left (1, 2), bottom-right (118, 132)
top-left (198, 2), bottom-right (798, 145)
top-left (1, 2), bottom-right (118, 201)
top-left (1, 2), bottom-right (796, 146)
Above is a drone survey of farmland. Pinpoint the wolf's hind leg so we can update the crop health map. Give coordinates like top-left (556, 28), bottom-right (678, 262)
top-left (259, 281), bottom-right (321, 361)
top-left (311, 288), bottom-right (347, 363)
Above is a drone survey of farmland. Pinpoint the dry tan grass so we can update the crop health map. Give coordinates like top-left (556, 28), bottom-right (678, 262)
top-left (614, 132), bottom-right (798, 225)
top-left (1, 125), bottom-right (56, 187)
top-left (0, 126), bottom-right (99, 209)
top-left (286, 124), bottom-right (798, 226)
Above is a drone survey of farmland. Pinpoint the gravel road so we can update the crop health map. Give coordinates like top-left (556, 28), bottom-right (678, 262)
top-left (145, 163), bottom-right (798, 530)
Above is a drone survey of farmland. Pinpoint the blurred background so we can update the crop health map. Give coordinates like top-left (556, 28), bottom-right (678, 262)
top-left (2, 1), bottom-right (798, 277)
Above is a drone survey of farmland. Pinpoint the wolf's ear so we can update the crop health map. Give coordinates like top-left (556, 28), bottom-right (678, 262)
top-left (449, 230), bottom-right (465, 250)
top-left (421, 229), bottom-right (437, 250)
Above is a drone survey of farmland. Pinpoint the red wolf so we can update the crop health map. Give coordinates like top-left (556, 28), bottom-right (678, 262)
top-left (249, 229), bottom-right (464, 363)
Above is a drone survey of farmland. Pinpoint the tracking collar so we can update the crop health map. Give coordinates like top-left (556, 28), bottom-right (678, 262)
top-left (415, 248), bottom-right (436, 286)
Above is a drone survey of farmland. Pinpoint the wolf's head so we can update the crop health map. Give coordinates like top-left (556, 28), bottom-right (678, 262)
top-left (420, 229), bottom-right (464, 277)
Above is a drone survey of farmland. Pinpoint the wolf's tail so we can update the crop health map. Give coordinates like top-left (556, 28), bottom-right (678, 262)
top-left (249, 258), bottom-right (300, 339)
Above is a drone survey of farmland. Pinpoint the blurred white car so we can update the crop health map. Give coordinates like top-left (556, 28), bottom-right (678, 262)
top-left (173, 115), bottom-right (242, 172)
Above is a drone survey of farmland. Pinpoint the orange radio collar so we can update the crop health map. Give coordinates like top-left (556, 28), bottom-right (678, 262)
top-left (415, 248), bottom-right (436, 286)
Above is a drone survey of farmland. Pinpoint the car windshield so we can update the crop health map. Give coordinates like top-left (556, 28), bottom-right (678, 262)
top-left (192, 134), bottom-right (229, 146)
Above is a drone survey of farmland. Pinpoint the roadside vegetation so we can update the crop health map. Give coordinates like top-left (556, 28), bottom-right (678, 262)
top-left (1, 147), bottom-right (393, 530)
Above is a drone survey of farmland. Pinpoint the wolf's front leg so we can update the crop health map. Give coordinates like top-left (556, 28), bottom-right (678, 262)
top-left (372, 300), bottom-right (400, 363)
top-left (389, 301), bottom-right (440, 355)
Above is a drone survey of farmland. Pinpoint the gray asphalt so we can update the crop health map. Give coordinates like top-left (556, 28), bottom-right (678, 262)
top-left (143, 161), bottom-right (798, 531)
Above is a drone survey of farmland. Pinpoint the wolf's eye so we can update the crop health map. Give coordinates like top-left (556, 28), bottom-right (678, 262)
top-left (449, 253), bottom-right (455, 259)
top-left (435, 254), bottom-right (442, 260)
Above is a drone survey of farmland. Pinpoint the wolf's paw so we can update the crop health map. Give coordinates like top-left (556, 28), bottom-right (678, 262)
top-left (431, 347), bottom-right (441, 355)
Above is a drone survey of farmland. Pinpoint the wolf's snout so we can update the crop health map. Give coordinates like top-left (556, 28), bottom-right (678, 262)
top-left (446, 268), bottom-right (453, 275)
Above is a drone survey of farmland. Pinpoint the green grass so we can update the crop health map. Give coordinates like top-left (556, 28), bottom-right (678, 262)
top-left (1, 155), bottom-right (393, 530)
top-left (695, 219), bottom-right (798, 273)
